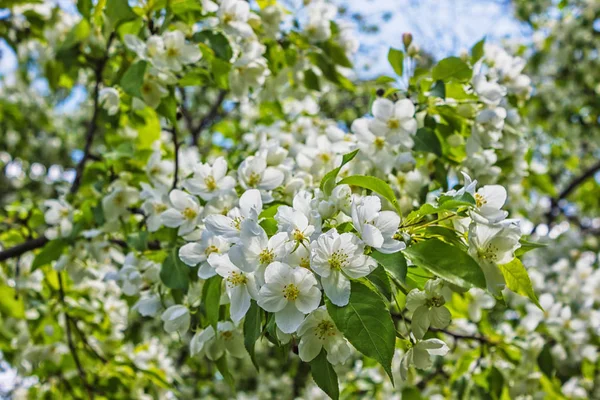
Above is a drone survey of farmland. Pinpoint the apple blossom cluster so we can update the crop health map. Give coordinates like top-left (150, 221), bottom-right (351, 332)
top-left (466, 44), bottom-right (531, 187)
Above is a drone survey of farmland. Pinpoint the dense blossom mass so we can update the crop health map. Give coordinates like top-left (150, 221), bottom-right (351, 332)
top-left (0, 0), bottom-right (599, 399)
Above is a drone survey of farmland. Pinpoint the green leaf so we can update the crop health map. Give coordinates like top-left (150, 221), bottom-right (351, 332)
top-left (59, 20), bottom-right (90, 51)
top-left (211, 58), bottom-right (231, 89)
top-left (309, 349), bottom-right (339, 400)
top-left (160, 248), bottom-right (190, 290)
top-left (432, 57), bottom-right (472, 82)
top-left (243, 300), bottom-right (262, 369)
top-left (437, 192), bottom-right (476, 209)
top-left (320, 149), bottom-right (359, 196)
top-left (322, 40), bottom-right (352, 68)
top-left (77, 0), bottom-right (92, 19)
top-left (326, 281), bottom-right (396, 382)
top-left (498, 259), bottom-right (541, 309)
top-left (537, 343), bottom-right (555, 378)
top-left (413, 128), bottom-right (442, 156)
top-left (202, 275), bottom-right (222, 331)
top-left (31, 239), bottom-right (68, 272)
top-left (388, 48), bottom-right (404, 76)
top-left (157, 94), bottom-right (178, 125)
top-left (403, 238), bottom-right (486, 289)
top-left (487, 366), bottom-right (504, 399)
top-left (366, 265), bottom-right (392, 300)
top-left (430, 80), bottom-right (445, 99)
top-left (120, 61), bottom-right (147, 98)
top-left (259, 203), bottom-right (284, 219)
top-left (337, 175), bottom-right (400, 213)
top-left (471, 38), bottom-right (486, 64)
top-left (193, 31), bottom-right (232, 61)
top-left (0, 284), bottom-right (25, 318)
top-left (215, 356), bottom-right (235, 389)
top-left (134, 107), bottom-right (161, 150)
top-left (304, 69), bottom-right (321, 91)
top-left (105, 0), bottom-right (139, 29)
top-left (515, 239), bottom-right (547, 257)
top-left (259, 218), bottom-right (278, 236)
top-left (370, 250), bottom-right (407, 284)
top-left (375, 76), bottom-right (396, 85)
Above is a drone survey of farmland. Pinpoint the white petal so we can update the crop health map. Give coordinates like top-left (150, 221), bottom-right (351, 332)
top-left (372, 98), bottom-right (394, 121)
top-left (361, 224), bottom-right (384, 248)
top-left (322, 270), bottom-right (351, 307)
top-left (411, 305), bottom-right (431, 339)
top-left (295, 286), bottom-right (321, 314)
top-left (275, 302), bottom-right (306, 334)
top-left (299, 335), bottom-right (323, 362)
top-left (178, 243), bottom-right (205, 266)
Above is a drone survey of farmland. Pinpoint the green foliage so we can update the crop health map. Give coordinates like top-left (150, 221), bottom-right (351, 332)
top-left (403, 238), bottom-right (486, 289)
top-left (160, 248), bottom-right (190, 290)
top-left (310, 349), bottom-right (340, 400)
top-left (498, 259), bottom-right (541, 309)
top-left (432, 57), bottom-right (472, 82)
top-left (337, 175), bottom-right (401, 213)
top-left (387, 48), bottom-right (404, 76)
top-left (326, 281), bottom-right (396, 382)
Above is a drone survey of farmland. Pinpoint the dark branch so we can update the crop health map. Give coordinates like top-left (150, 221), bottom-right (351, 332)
top-left (0, 35), bottom-right (118, 263)
top-left (393, 314), bottom-right (496, 345)
top-left (70, 33), bottom-right (115, 196)
top-left (58, 273), bottom-right (94, 399)
top-left (0, 236), bottom-right (48, 262)
top-left (191, 90), bottom-right (227, 146)
top-left (546, 158), bottom-right (600, 225)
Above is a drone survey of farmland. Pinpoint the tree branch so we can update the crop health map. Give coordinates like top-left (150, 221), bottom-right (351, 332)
top-left (546, 158), bottom-right (600, 224)
top-left (191, 90), bottom-right (227, 146)
top-left (58, 272), bottom-right (94, 399)
top-left (70, 33), bottom-right (115, 196)
top-left (0, 35), bottom-right (117, 263)
top-left (393, 314), bottom-right (496, 345)
top-left (0, 236), bottom-right (48, 263)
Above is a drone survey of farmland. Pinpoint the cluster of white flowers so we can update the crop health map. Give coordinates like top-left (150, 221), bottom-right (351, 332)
top-left (466, 44), bottom-right (531, 187)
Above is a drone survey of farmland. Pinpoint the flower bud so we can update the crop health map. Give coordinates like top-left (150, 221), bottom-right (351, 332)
top-left (407, 44), bottom-right (419, 57)
top-left (402, 33), bottom-right (413, 50)
top-left (161, 305), bottom-right (191, 334)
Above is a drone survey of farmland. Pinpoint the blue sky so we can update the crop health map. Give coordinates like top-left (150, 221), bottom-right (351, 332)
top-left (0, 0), bottom-right (532, 110)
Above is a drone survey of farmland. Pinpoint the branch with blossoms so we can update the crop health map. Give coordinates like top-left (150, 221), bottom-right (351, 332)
top-left (0, 1), bottom-right (554, 399)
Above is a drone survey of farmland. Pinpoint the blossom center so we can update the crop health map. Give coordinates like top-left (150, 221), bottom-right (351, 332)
top-left (227, 271), bottom-right (247, 287)
top-left (204, 245), bottom-right (219, 256)
top-left (426, 295), bottom-right (445, 308)
top-left (328, 250), bottom-right (348, 270)
top-left (387, 118), bottom-right (400, 129)
top-left (182, 207), bottom-right (197, 220)
top-left (221, 330), bottom-right (233, 340)
top-left (167, 47), bottom-right (179, 57)
top-left (247, 172), bottom-right (261, 187)
top-left (316, 320), bottom-right (336, 340)
top-left (204, 176), bottom-right (217, 191)
top-left (154, 203), bottom-right (167, 213)
top-left (282, 284), bottom-right (299, 301)
top-left (374, 137), bottom-right (386, 150)
top-left (292, 229), bottom-right (307, 242)
top-left (475, 193), bottom-right (487, 208)
top-left (259, 248), bottom-right (275, 265)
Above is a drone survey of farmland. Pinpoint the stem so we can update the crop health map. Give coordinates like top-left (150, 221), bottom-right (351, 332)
top-left (70, 32), bottom-right (115, 196)
top-left (58, 272), bottom-right (94, 399)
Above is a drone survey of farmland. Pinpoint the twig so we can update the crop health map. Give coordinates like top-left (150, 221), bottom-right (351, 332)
top-left (545, 159), bottom-right (600, 225)
top-left (0, 236), bottom-right (48, 262)
top-left (171, 124), bottom-right (180, 190)
top-left (70, 33), bottom-right (115, 196)
top-left (0, 35), bottom-right (118, 263)
top-left (394, 314), bottom-right (495, 345)
top-left (58, 272), bottom-right (94, 399)
top-left (191, 90), bottom-right (227, 146)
